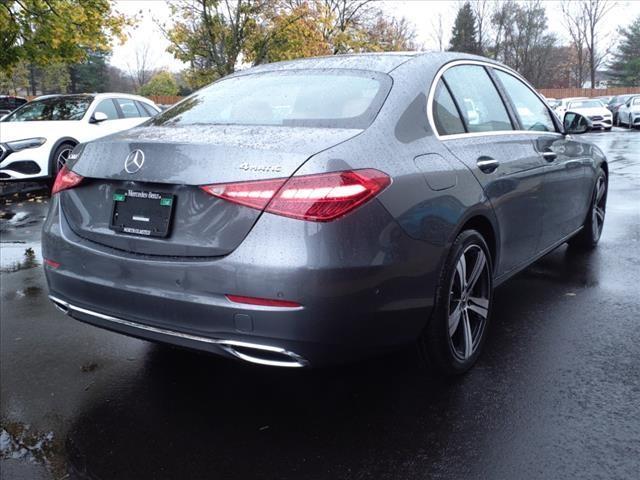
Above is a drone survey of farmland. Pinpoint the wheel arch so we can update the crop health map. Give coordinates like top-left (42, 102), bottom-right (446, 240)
top-left (447, 211), bottom-right (500, 274)
top-left (600, 160), bottom-right (608, 179)
top-left (48, 136), bottom-right (79, 176)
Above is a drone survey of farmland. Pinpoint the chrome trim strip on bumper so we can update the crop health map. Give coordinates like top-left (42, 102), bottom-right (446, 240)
top-left (48, 295), bottom-right (309, 368)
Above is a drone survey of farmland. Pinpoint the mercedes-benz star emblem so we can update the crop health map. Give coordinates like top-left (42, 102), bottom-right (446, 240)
top-left (124, 150), bottom-right (145, 173)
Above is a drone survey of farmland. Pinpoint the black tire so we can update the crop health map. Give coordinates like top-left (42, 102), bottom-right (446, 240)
top-left (605, 127), bottom-right (612, 131)
top-left (568, 168), bottom-right (607, 250)
top-left (417, 230), bottom-right (493, 376)
top-left (50, 142), bottom-right (75, 178)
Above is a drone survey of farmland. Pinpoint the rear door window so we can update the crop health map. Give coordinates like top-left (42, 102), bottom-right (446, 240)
top-left (432, 80), bottom-right (465, 135)
top-left (443, 65), bottom-right (513, 133)
top-left (494, 70), bottom-right (556, 132)
top-left (117, 98), bottom-right (143, 118)
top-left (94, 99), bottom-right (120, 120)
top-left (136, 101), bottom-right (158, 117)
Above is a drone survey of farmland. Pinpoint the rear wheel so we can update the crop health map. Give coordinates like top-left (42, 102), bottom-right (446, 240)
top-left (569, 168), bottom-right (607, 249)
top-left (418, 230), bottom-right (493, 376)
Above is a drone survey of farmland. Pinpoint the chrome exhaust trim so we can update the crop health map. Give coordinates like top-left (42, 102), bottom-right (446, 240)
top-left (48, 295), bottom-right (309, 368)
top-left (50, 297), bottom-right (69, 314)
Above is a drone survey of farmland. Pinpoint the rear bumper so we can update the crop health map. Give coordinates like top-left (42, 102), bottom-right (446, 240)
top-left (49, 294), bottom-right (309, 367)
top-left (43, 195), bottom-right (440, 367)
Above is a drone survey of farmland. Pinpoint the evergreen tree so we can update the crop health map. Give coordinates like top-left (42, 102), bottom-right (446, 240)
top-left (449, 2), bottom-right (479, 54)
top-left (608, 16), bottom-right (640, 86)
top-left (69, 51), bottom-right (109, 93)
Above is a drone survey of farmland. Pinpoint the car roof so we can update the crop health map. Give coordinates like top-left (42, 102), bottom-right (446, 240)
top-left (232, 51), bottom-right (504, 76)
top-left (33, 93), bottom-right (94, 101)
top-left (93, 92), bottom-right (156, 103)
top-left (30, 93), bottom-right (156, 104)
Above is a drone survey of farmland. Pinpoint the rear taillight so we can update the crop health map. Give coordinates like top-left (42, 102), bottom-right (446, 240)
top-left (52, 166), bottom-right (83, 195)
top-left (200, 169), bottom-right (390, 222)
top-left (43, 258), bottom-right (60, 269)
top-left (226, 294), bottom-right (301, 308)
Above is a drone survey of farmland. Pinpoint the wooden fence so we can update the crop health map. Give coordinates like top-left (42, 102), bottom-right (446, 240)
top-left (538, 87), bottom-right (640, 99)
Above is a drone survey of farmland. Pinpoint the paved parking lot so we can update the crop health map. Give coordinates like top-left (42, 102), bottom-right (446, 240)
top-left (1, 128), bottom-right (639, 480)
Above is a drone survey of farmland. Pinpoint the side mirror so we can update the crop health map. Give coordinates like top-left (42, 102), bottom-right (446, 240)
top-left (90, 111), bottom-right (109, 124)
top-left (563, 112), bottom-right (592, 134)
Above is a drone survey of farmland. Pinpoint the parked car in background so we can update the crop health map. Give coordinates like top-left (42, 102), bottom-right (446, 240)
top-left (44, 53), bottom-right (607, 376)
top-left (616, 95), bottom-right (640, 128)
top-left (607, 94), bottom-right (636, 123)
top-left (546, 98), bottom-right (560, 110)
top-left (554, 97), bottom-right (588, 119)
top-left (0, 95), bottom-right (27, 117)
top-left (566, 98), bottom-right (612, 130)
top-left (0, 93), bottom-right (160, 180)
top-left (595, 95), bottom-right (612, 104)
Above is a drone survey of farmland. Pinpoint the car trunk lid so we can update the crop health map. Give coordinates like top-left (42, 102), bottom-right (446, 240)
top-left (60, 125), bottom-right (362, 257)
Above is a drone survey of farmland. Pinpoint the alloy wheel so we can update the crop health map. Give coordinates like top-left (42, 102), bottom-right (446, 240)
top-left (56, 147), bottom-right (73, 174)
top-left (592, 175), bottom-right (606, 240)
top-left (447, 245), bottom-right (490, 361)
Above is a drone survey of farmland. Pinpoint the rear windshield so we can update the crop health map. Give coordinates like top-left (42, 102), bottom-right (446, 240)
top-left (150, 70), bottom-right (391, 129)
top-left (568, 100), bottom-right (604, 109)
top-left (3, 96), bottom-right (93, 122)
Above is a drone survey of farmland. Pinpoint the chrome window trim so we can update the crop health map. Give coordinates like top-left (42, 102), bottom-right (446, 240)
top-left (427, 59), bottom-right (560, 141)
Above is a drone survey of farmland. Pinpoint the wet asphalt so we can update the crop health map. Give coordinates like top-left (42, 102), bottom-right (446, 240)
top-left (1, 128), bottom-right (639, 480)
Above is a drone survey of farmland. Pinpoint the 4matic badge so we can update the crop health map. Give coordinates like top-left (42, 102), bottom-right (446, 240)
top-left (238, 162), bottom-right (282, 174)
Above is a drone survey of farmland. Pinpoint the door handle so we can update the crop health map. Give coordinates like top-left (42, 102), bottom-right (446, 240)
top-left (542, 150), bottom-right (557, 162)
top-left (477, 157), bottom-right (499, 174)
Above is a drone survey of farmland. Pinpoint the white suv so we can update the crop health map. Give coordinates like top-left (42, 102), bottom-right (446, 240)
top-left (0, 93), bottom-right (160, 180)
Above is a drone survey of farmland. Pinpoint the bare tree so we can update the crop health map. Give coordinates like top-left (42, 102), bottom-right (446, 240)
top-left (490, 0), bottom-right (557, 86)
top-left (317, 0), bottom-right (376, 53)
top-left (560, 1), bottom-right (589, 87)
top-left (127, 41), bottom-right (158, 91)
top-left (582, 0), bottom-right (617, 88)
top-left (429, 13), bottom-right (446, 51)
top-left (470, 0), bottom-right (492, 55)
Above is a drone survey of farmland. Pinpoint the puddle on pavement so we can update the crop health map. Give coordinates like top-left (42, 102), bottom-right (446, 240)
top-left (0, 209), bottom-right (45, 231)
top-left (0, 421), bottom-right (66, 477)
top-left (0, 244), bottom-right (41, 273)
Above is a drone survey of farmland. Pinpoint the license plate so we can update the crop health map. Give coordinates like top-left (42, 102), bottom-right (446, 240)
top-left (109, 189), bottom-right (175, 238)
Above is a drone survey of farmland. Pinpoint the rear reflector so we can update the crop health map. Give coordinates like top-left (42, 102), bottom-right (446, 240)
top-left (226, 294), bottom-right (301, 308)
top-left (52, 166), bottom-right (83, 195)
top-left (200, 169), bottom-right (390, 222)
top-left (43, 258), bottom-right (60, 269)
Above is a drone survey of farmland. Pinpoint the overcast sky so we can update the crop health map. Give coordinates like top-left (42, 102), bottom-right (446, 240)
top-left (110, 0), bottom-right (640, 73)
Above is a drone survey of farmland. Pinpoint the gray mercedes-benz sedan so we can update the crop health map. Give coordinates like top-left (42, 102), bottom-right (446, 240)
top-left (43, 52), bottom-right (608, 375)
